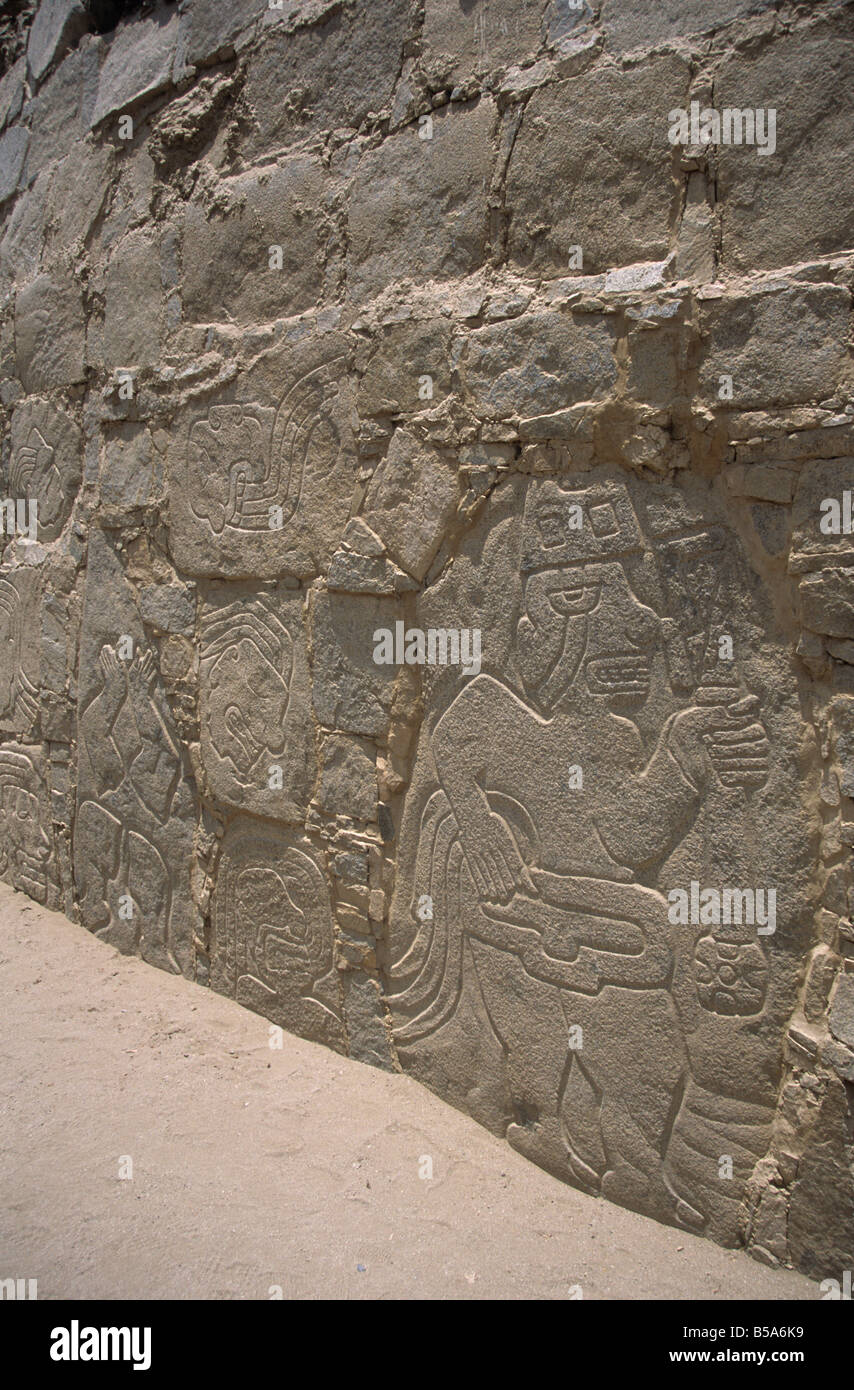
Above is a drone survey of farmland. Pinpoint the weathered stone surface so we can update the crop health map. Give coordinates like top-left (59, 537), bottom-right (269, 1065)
top-left (363, 431), bottom-right (458, 582)
top-left (341, 970), bottom-right (393, 1069)
top-left (182, 158), bottom-right (326, 326)
top-left (74, 528), bottom-right (200, 977)
top-left (422, 0), bottom-right (544, 81)
top-left (0, 741), bottom-right (59, 906)
top-left (507, 57), bottom-right (691, 276)
top-left (23, 43), bottom-right (100, 179)
top-left (788, 1079), bottom-right (854, 1280)
top-left (90, 8), bottom-right (179, 127)
top-left (166, 332), bottom-right (359, 579)
top-left (199, 583), bottom-right (314, 821)
top-left (211, 819), bottom-right (346, 1052)
top-left (309, 590), bottom-right (398, 738)
top-left (599, 0), bottom-right (777, 53)
top-left (176, 0), bottom-right (261, 69)
top-left (717, 24), bottom-right (854, 274)
top-left (829, 975), bottom-right (854, 1050)
top-left (244, 0), bottom-right (409, 153)
top-left (26, 0), bottom-right (87, 85)
top-left (800, 570), bottom-right (854, 642)
top-left (356, 318), bottom-right (454, 419)
top-left (790, 458), bottom-right (854, 574)
top-left (463, 311), bottom-right (617, 418)
top-left (319, 732), bottom-right (376, 821)
top-left (102, 229), bottom-right (162, 367)
top-left (10, 397), bottom-right (82, 541)
top-left (389, 469), bottom-right (809, 1248)
top-left (1, 0), bottom-right (853, 1283)
top-left (15, 271), bottom-right (86, 390)
top-left (0, 125), bottom-right (29, 204)
top-left (100, 424), bottom-right (164, 511)
top-left (0, 565), bottom-right (41, 739)
top-left (699, 286), bottom-right (848, 409)
top-left (0, 57), bottom-right (26, 133)
top-left (347, 100), bottom-right (496, 305)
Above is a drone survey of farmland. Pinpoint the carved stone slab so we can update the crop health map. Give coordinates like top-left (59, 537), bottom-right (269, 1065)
top-left (10, 396), bottom-right (82, 541)
top-left (166, 333), bottom-right (359, 579)
top-left (199, 583), bottom-right (314, 820)
top-left (73, 529), bottom-right (200, 978)
top-left (388, 468), bottom-right (811, 1247)
top-left (0, 565), bottom-right (41, 739)
top-left (211, 819), bottom-right (345, 1053)
top-left (0, 741), bottom-right (58, 907)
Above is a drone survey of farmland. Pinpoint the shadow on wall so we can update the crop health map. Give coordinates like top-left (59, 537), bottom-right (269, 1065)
top-left (82, 0), bottom-right (175, 37)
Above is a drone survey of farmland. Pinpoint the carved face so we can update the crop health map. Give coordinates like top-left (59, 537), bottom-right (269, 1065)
top-left (0, 784), bottom-right (50, 877)
top-left (519, 559), bottom-right (659, 709)
top-left (207, 637), bottom-right (291, 775)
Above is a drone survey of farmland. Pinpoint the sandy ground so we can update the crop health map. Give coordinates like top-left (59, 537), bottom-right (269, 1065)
top-left (0, 882), bottom-right (818, 1301)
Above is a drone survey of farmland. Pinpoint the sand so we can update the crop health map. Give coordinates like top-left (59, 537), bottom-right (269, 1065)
top-left (0, 882), bottom-right (817, 1300)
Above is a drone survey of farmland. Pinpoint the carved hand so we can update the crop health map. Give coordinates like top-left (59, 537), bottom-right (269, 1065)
top-left (459, 811), bottom-right (536, 904)
top-left (668, 695), bottom-right (770, 790)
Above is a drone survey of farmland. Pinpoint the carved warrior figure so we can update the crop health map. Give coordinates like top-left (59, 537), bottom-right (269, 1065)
top-left (75, 646), bottom-right (188, 973)
top-left (390, 480), bottom-right (772, 1234)
top-left (0, 747), bottom-right (52, 903)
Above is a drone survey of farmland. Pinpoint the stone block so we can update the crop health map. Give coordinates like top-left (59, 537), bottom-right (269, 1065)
top-left (199, 583), bottom-right (315, 821)
top-left (182, 158), bottom-right (326, 326)
top-left (699, 285), bottom-right (848, 410)
top-left (90, 8), bottom-right (179, 127)
top-left (10, 397), bottom-right (83, 541)
top-left (348, 99), bottom-right (496, 304)
top-left (15, 272), bottom-right (86, 391)
top-left (463, 311), bottom-right (617, 418)
top-left (211, 818), bottom-right (346, 1052)
top-left (74, 528), bottom-right (200, 977)
top-left (27, 0), bottom-right (88, 85)
top-left (507, 57), bottom-right (691, 276)
top-left (0, 741), bottom-right (59, 906)
top-left (716, 23), bottom-right (854, 273)
top-left (165, 330), bottom-right (359, 579)
top-left (244, 0), bottom-right (409, 153)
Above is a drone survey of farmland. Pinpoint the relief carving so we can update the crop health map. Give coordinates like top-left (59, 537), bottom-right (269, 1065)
top-left (168, 339), bottom-right (358, 579)
top-left (0, 743), bottom-right (56, 906)
top-left (0, 567), bottom-right (40, 737)
top-left (199, 585), bottom-right (314, 819)
top-left (73, 530), bottom-right (199, 978)
top-left (389, 476), bottom-right (790, 1243)
top-left (211, 820), bottom-right (345, 1053)
top-left (9, 399), bottom-right (82, 542)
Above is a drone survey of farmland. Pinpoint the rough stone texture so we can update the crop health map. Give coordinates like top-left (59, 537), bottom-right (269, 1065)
top-left (1, 0), bottom-right (853, 1283)
top-left (90, 8), bottom-right (178, 127)
top-left (347, 99), bottom-right (496, 305)
top-left (506, 58), bottom-right (690, 277)
top-left (14, 270), bottom-right (86, 390)
top-left (26, 0), bottom-right (87, 85)
top-left (182, 158), bottom-right (327, 326)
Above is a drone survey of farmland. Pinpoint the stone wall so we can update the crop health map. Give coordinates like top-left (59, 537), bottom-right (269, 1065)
top-left (1, 0), bottom-right (853, 1279)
